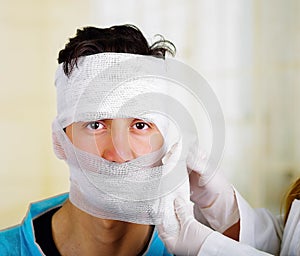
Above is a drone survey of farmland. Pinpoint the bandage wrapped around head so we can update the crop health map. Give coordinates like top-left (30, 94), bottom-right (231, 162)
top-left (52, 52), bottom-right (225, 233)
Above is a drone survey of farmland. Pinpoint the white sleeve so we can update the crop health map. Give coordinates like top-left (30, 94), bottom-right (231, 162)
top-left (235, 189), bottom-right (283, 255)
top-left (199, 231), bottom-right (274, 256)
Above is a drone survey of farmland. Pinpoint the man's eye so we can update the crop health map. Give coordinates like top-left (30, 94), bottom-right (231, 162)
top-left (87, 121), bottom-right (104, 130)
top-left (133, 122), bottom-right (150, 130)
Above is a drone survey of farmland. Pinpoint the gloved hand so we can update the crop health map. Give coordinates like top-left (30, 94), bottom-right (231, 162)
top-left (187, 142), bottom-right (240, 233)
top-left (158, 197), bottom-right (213, 256)
top-left (158, 197), bottom-right (273, 256)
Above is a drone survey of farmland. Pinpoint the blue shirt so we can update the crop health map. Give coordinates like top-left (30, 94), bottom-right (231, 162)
top-left (0, 194), bottom-right (172, 256)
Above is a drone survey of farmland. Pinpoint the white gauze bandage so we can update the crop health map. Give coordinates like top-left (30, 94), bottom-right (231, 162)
top-left (53, 53), bottom-right (192, 230)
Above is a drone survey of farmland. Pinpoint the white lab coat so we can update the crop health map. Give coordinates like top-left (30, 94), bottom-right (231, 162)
top-left (280, 199), bottom-right (300, 255)
top-left (198, 190), bottom-right (300, 255)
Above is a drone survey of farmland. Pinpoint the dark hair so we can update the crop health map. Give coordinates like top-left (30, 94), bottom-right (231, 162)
top-left (58, 24), bottom-right (176, 76)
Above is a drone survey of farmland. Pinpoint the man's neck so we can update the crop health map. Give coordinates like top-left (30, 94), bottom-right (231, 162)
top-left (52, 200), bottom-right (153, 256)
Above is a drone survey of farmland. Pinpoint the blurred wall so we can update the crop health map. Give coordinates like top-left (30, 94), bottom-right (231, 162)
top-left (0, 0), bottom-right (93, 228)
top-left (0, 0), bottom-right (300, 228)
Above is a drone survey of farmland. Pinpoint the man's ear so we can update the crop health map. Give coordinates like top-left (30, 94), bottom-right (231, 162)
top-left (52, 131), bottom-right (67, 160)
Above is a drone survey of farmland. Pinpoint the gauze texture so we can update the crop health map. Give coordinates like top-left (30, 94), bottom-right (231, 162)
top-left (52, 119), bottom-right (189, 229)
top-left (53, 52), bottom-right (225, 230)
top-left (55, 53), bottom-right (171, 128)
top-left (54, 52), bottom-right (225, 177)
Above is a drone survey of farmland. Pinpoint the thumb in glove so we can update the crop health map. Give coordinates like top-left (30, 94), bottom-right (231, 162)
top-left (158, 197), bottom-right (212, 256)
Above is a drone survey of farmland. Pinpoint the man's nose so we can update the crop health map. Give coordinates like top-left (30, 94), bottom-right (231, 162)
top-left (102, 122), bottom-right (134, 163)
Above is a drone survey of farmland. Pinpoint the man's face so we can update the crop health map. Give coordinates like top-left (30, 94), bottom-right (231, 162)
top-left (65, 118), bottom-right (164, 163)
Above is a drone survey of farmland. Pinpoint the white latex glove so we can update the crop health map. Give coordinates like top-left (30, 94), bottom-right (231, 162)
top-left (157, 197), bottom-right (213, 256)
top-left (158, 197), bottom-right (273, 256)
top-left (187, 142), bottom-right (239, 233)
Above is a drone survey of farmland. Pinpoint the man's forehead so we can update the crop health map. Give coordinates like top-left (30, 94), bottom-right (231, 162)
top-left (74, 117), bottom-right (157, 123)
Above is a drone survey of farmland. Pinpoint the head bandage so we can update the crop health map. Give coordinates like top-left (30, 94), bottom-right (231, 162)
top-left (53, 52), bottom-right (225, 231)
top-left (55, 53), bottom-right (169, 133)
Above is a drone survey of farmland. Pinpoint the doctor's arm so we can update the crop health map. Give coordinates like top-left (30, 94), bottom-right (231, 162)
top-left (157, 197), bottom-right (274, 256)
top-left (187, 144), bottom-right (282, 254)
